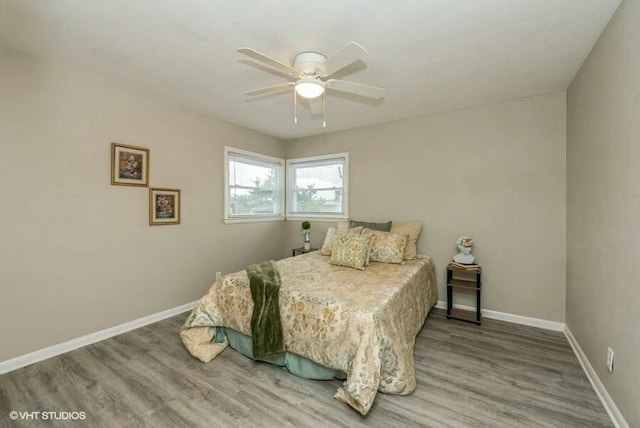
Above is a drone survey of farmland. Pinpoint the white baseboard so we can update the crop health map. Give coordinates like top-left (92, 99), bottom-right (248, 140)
top-left (564, 326), bottom-right (629, 428)
top-left (434, 300), bottom-right (565, 331)
top-left (0, 301), bottom-right (198, 375)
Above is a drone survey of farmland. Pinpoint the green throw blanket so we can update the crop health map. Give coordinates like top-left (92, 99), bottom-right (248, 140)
top-left (247, 260), bottom-right (285, 360)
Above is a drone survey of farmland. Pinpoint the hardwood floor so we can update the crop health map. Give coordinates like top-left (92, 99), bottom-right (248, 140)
top-left (0, 309), bottom-right (612, 427)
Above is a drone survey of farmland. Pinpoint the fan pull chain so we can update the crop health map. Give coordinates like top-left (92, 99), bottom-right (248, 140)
top-left (322, 92), bottom-right (327, 128)
top-left (293, 90), bottom-right (298, 124)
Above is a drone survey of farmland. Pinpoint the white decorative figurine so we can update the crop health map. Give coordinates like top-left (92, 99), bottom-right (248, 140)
top-left (453, 236), bottom-right (475, 264)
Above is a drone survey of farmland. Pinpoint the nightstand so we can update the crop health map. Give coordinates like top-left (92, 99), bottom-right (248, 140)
top-left (446, 263), bottom-right (482, 325)
top-left (292, 247), bottom-right (318, 257)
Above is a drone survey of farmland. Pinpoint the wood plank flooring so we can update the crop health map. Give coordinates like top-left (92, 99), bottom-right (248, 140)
top-left (0, 309), bottom-right (612, 427)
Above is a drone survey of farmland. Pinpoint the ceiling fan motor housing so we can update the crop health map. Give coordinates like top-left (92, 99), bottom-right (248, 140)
top-left (293, 52), bottom-right (327, 75)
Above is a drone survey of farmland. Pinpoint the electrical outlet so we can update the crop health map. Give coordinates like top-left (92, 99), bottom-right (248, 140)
top-left (216, 271), bottom-right (222, 281)
top-left (606, 347), bottom-right (614, 373)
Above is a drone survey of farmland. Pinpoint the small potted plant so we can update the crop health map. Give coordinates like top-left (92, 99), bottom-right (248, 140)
top-left (301, 221), bottom-right (311, 251)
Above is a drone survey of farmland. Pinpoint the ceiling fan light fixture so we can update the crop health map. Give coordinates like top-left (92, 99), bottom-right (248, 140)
top-left (295, 78), bottom-right (325, 99)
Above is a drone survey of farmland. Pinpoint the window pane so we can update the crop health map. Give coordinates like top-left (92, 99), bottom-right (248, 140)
top-left (225, 147), bottom-right (284, 220)
top-left (288, 155), bottom-right (347, 216)
top-left (295, 164), bottom-right (343, 189)
top-left (229, 159), bottom-right (277, 190)
top-left (230, 187), bottom-right (278, 216)
top-left (293, 189), bottom-right (343, 213)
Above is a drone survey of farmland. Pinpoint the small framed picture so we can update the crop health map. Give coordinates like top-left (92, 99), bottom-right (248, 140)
top-left (149, 188), bottom-right (181, 225)
top-left (111, 143), bottom-right (149, 186)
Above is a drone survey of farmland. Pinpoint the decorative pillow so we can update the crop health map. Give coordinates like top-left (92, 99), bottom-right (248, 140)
top-left (348, 219), bottom-right (392, 232)
top-left (320, 226), bottom-right (363, 256)
top-left (329, 232), bottom-right (373, 270)
top-left (361, 228), bottom-right (408, 264)
top-left (390, 222), bottom-right (423, 260)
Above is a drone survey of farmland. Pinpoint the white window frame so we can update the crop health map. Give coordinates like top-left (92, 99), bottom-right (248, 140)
top-left (224, 146), bottom-right (285, 224)
top-left (286, 153), bottom-right (349, 220)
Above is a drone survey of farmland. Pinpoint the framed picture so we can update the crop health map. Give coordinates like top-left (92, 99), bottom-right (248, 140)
top-left (111, 143), bottom-right (149, 186)
top-left (149, 188), bottom-right (181, 225)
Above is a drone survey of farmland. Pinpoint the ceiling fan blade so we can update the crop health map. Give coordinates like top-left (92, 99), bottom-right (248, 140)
top-left (326, 79), bottom-right (386, 99)
top-left (244, 82), bottom-right (294, 96)
top-left (316, 41), bottom-right (368, 77)
top-left (238, 48), bottom-right (300, 76)
top-left (307, 97), bottom-right (323, 115)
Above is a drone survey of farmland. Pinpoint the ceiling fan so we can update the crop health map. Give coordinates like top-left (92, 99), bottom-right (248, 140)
top-left (237, 41), bottom-right (385, 127)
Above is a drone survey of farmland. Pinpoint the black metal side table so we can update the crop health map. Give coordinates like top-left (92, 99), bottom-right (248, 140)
top-left (446, 263), bottom-right (482, 325)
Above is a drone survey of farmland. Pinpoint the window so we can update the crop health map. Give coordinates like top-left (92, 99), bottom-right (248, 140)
top-left (224, 147), bottom-right (284, 222)
top-left (286, 153), bottom-right (348, 219)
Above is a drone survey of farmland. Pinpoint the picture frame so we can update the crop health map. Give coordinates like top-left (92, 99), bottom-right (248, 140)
top-left (149, 188), bottom-right (181, 225)
top-left (111, 143), bottom-right (149, 186)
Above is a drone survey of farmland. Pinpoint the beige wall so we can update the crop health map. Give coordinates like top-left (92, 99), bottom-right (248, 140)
top-left (284, 92), bottom-right (567, 322)
top-left (567, 0), bottom-right (640, 424)
top-left (0, 51), bottom-right (285, 362)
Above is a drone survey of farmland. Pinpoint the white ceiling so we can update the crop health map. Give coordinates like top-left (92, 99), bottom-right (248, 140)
top-left (0, 0), bottom-right (620, 140)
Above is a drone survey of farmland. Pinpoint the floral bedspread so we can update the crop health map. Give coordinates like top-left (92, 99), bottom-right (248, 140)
top-left (180, 251), bottom-right (437, 415)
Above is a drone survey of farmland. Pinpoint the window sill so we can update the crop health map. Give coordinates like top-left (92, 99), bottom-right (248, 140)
top-left (285, 215), bottom-right (348, 222)
top-left (224, 217), bottom-right (285, 225)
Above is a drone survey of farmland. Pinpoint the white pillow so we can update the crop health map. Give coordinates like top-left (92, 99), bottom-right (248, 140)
top-left (390, 222), bottom-right (423, 260)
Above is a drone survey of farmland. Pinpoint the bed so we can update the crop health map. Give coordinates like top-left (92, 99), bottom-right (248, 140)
top-left (180, 250), bottom-right (437, 415)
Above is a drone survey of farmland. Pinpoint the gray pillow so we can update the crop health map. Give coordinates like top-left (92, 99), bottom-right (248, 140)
top-left (349, 219), bottom-right (392, 232)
